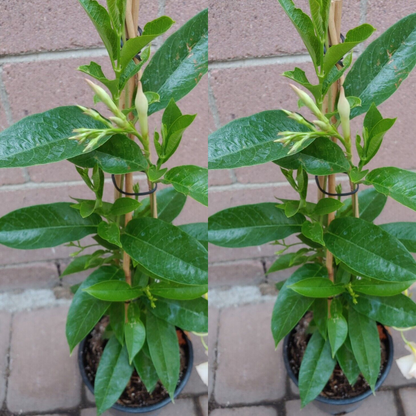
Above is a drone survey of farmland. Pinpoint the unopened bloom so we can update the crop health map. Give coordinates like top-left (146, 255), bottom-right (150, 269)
top-left (85, 79), bottom-right (122, 117)
top-left (396, 342), bottom-right (416, 379)
top-left (135, 81), bottom-right (149, 138)
top-left (338, 87), bottom-right (351, 140)
top-left (289, 84), bottom-right (325, 122)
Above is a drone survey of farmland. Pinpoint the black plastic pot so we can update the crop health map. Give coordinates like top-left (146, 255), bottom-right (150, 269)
top-left (78, 330), bottom-right (194, 416)
top-left (283, 325), bottom-right (394, 415)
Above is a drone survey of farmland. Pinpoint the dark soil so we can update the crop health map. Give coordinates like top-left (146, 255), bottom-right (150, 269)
top-left (82, 317), bottom-right (189, 408)
top-left (288, 312), bottom-right (389, 400)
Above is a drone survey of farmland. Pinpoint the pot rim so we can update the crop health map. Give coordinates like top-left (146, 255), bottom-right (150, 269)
top-left (283, 323), bottom-right (394, 406)
top-left (78, 328), bottom-right (194, 413)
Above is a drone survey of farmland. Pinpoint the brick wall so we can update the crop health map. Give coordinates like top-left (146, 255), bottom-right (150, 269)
top-left (0, 0), bottom-right (208, 290)
top-left (208, 0), bottom-right (416, 287)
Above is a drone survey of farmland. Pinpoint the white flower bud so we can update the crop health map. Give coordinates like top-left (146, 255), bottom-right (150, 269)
top-left (135, 81), bottom-right (149, 138)
top-left (290, 84), bottom-right (324, 121)
top-left (338, 87), bottom-right (351, 140)
top-left (85, 79), bottom-right (121, 116)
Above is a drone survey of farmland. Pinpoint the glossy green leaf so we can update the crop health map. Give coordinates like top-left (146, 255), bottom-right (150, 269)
top-left (352, 294), bottom-right (416, 327)
top-left (271, 264), bottom-right (327, 346)
top-left (278, 0), bottom-right (321, 67)
top-left (348, 307), bottom-right (380, 391)
top-left (312, 298), bottom-right (328, 340)
top-left (290, 277), bottom-right (345, 298)
top-left (69, 134), bottom-right (148, 174)
top-left (266, 252), bottom-right (309, 274)
top-left (142, 9), bottom-right (208, 114)
top-left (283, 67), bottom-right (321, 100)
top-left (298, 332), bottom-right (336, 407)
top-left (119, 16), bottom-right (174, 69)
top-left (84, 280), bottom-right (142, 302)
top-left (133, 347), bottom-right (159, 393)
top-left (78, 61), bottom-right (118, 95)
top-left (125, 303), bottom-right (146, 364)
top-left (0, 106), bottom-right (109, 168)
top-left (95, 336), bottom-right (133, 415)
top-left (150, 281), bottom-right (207, 300)
top-left (323, 24), bottom-right (375, 75)
top-left (208, 110), bottom-right (313, 170)
top-left (108, 302), bottom-right (125, 345)
top-left (351, 277), bottom-right (412, 296)
top-left (97, 222), bottom-right (121, 248)
top-left (178, 223), bottom-right (208, 250)
top-left (66, 266), bottom-right (124, 353)
top-left (121, 218), bottom-right (208, 286)
top-left (148, 297), bottom-right (207, 333)
top-left (380, 222), bottom-right (416, 253)
top-left (163, 165), bottom-right (208, 206)
top-left (61, 253), bottom-right (107, 277)
top-left (134, 187), bottom-right (187, 223)
top-left (0, 203), bottom-right (101, 250)
top-left (78, 0), bottom-right (118, 62)
top-left (324, 217), bottom-right (416, 282)
top-left (345, 14), bottom-right (416, 118)
top-left (301, 221), bottom-right (324, 245)
top-left (146, 312), bottom-right (180, 398)
top-left (337, 187), bottom-right (387, 222)
top-left (328, 300), bottom-right (348, 358)
top-left (322, 52), bottom-right (353, 96)
top-left (106, 0), bottom-right (124, 33)
top-left (366, 167), bottom-right (416, 211)
top-left (208, 203), bottom-right (305, 248)
top-left (313, 198), bottom-right (344, 216)
top-left (110, 198), bottom-right (141, 216)
top-left (275, 137), bottom-right (350, 175)
top-left (336, 342), bottom-right (360, 386)
top-left (119, 47), bottom-right (150, 90)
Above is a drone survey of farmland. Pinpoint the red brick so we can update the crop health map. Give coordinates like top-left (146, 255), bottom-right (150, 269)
top-left (209, 170), bottom-right (234, 187)
top-left (0, 312), bottom-right (11, 406)
top-left (209, 0), bottom-right (360, 62)
top-left (0, 100), bottom-right (8, 131)
top-left (7, 306), bottom-right (81, 412)
top-left (208, 307), bottom-right (219, 399)
top-left (215, 302), bottom-right (286, 405)
top-left (209, 260), bottom-right (265, 287)
top-left (0, 262), bottom-right (58, 290)
top-left (28, 161), bottom-right (84, 183)
top-left (0, 168), bottom-right (26, 186)
top-left (0, 1), bottom-right (158, 56)
top-left (234, 163), bottom-right (287, 185)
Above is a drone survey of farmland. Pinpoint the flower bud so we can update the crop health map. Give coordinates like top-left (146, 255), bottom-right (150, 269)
top-left (290, 84), bottom-right (323, 121)
top-left (85, 79), bottom-right (120, 116)
top-left (338, 87), bottom-right (351, 139)
top-left (313, 120), bottom-right (331, 131)
top-left (109, 116), bottom-right (130, 129)
top-left (135, 81), bottom-right (149, 138)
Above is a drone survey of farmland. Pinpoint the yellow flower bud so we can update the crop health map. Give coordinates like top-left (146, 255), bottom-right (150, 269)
top-left (338, 87), bottom-right (351, 140)
top-left (135, 81), bottom-right (149, 138)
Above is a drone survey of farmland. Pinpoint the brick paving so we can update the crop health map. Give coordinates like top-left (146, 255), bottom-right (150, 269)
top-left (0, 303), bottom-right (207, 416)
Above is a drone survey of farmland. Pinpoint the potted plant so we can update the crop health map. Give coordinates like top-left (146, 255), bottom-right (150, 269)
top-left (0, 0), bottom-right (208, 414)
top-left (208, 0), bottom-right (416, 413)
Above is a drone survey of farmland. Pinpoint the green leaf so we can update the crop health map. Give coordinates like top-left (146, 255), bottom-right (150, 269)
top-left (283, 67), bottom-right (321, 100)
top-left (61, 254), bottom-right (105, 277)
top-left (209, 110), bottom-right (313, 170)
top-left (119, 47), bottom-right (150, 91)
top-left (84, 280), bottom-right (142, 302)
top-left (289, 277), bottom-right (345, 298)
top-left (380, 222), bottom-right (416, 253)
top-left (0, 106), bottom-right (110, 168)
top-left (352, 294), bottom-right (416, 327)
top-left (119, 16), bottom-right (175, 70)
top-left (94, 234), bottom-right (121, 250)
top-left (121, 218), bottom-right (208, 286)
top-left (149, 297), bottom-right (207, 333)
top-left (134, 187), bottom-right (187, 223)
top-left (0, 203), bottom-right (101, 250)
top-left (312, 298), bottom-right (328, 339)
top-left (266, 252), bottom-right (309, 274)
top-left (274, 137), bottom-right (350, 175)
top-left (94, 336), bottom-right (133, 415)
top-left (147, 166), bottom-right (168, 182)
top-left (278, 0), bottom-right (321, 68)
top-left (78, 61), bottom-right (118, 96)
top-left (337, 187), bottom-right (387, 222)
top-left (336, 342), bottom-right (360, 385)
top-left (110, 198), bottom-right (141, 216)
top-left (313, 198), bottom-right (344, 216)
top-left (146, 312), bottom-right (180, 398)
top-left (324, 217), bottom-right (416, 282)
top-left (108, 302), bottom-right (125, 345)
top-left (66, 266), bottom-right (124, 353)
top-left (322, 52), bottom-right (353, 96)
top-left (162, 165), bottom-right (207, 206)
top-left (351, 277), bottom-right (412, 296)
top-left (69, 134), bottom-right (148, 174)
top-left (142, 9), bottom-right (208, 114)
top-left (97, 222), bottom-right (121, 248)
top-left (345, 14), bottom-right (416, 118)
top-left (348, 307), bottom-right (380, 391)
top-left (301, 222), bottom-right (324, 245)
top-left (366, 167), bottom-right (416, 211)
top-left (328, 299), bottom-right (348, 358)
top-left (323, 24), bottom-right (375, 75)
top-left (106, 0), bottom-right (124, 33)
top-left (150, 281), bottom-right (207, 300)
top-left (78, 0), bottom-right (118, 62)
top-left (298, 332), bottom-right (336, 407)
top-left (208, 203), bottom-right (305, 248)
top-left (271, 264), bottom-right (327, 346)
top-left (125, 303), bottom-right (146, 364)
top-left (133, 347), bottom-right (159, 393)
top-left (178, 223), bottom-right (208, 250)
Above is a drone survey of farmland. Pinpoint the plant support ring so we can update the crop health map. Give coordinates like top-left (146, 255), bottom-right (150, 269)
top-left (111, 174), bottom-right (157, 196)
